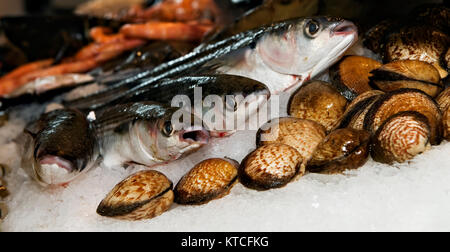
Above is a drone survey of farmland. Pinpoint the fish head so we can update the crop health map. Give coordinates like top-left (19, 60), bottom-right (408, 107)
top-left (257, 17), bottom-right (358, 81)
top-left (24, 109), bottom-right (98, 186)
top-left (144, 109), bottom-right (210, 162)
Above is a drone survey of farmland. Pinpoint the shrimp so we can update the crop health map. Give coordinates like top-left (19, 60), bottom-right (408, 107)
top-left (120, 21), bottom-right (213, 41)
top-left (0, 59), bottom-right (54, 80)
top-left (75, 38), bottom-right (145, 60)
top-left (128, 0), bottom-right (219, 23)
top-left (90, 27), bottom-right (126, 44)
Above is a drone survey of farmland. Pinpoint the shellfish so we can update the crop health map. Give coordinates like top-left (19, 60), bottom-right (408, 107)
top-left (371, 111), bottom-right (432, 164)
top-left (329, 55), bottom-right (382, 100)
top-left (97, 170), bottom-right (174, 221)
top-left (364, 88), bottom-right (443, 145)
top-left (306, 128), bottom-right (370, 174)
top-left (369, 60), bottom-right (444, 97)
top-left (256, 117), bottom-right (326, 164)
top-left (288, 81), bottom-right (348, 131)
top-left (239, 143), bottom-right (302, 191)
top-left (174, 158), bottom-right (239, 205)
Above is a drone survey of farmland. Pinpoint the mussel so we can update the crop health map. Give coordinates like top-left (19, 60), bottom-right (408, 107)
top-left (369, 60), bottom-right (444, 97)
top-left (443, 108), bottom-right (450, 140)
top-left (239, 143), bottom-right (302, 191)
top-left (256, 117), bottom-right (326, 164)
top-left (364, 88), bottom-right (443, 145)
top-left (306, 128), bottom-right (370, 174)
top-left (329, 55), bottom-right (382, 100)
top-left (288, 81), bottom-right (348, 131)
top-left (174, 158), bottom-right (239, 205)
top-left (97, 170), bottom-right (174, 221)
top-left (371, 111), bottom-right (431, 164)
top-left (0, 164), bottom-right (7, 198)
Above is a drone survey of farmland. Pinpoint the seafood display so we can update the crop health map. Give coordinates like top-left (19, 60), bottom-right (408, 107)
top-left (1, 0), bottom-right (450, 227)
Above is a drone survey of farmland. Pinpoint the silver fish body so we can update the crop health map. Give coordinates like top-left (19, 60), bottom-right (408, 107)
top-left (94, 102), bottom-right (210, 167)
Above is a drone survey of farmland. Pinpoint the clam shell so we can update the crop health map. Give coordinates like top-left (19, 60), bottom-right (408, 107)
top-left (363, 19), bottom-right (396, 55)
top-left (334, 90), bottom-right (384, 130)
top-left (371, 111), bottom-right (431, 164)
top-left (288, 81), bottom-right (348, 131)
top-left (330, 55), bottom-right (382, 100)
top-left (364, 88), bottom-right (443, 145)
top-left (174, 158), bottom-right (239, 205)
top-left (97, 170), bottom-right (173, 221)
top-left (443, 107), bottom-right (450, 140)
top-left (239, 143), bottom-right (302, 191)
top-left (436, 87), bottom-right (450, 112)
top-left (256, 117), bottom-right (326, 165)
top-left (307, 128), bottom-right (370, 174)
top-left (370, 60), bottom-right (443, 97)
top-left (384, 26), bottom-right (449, 78)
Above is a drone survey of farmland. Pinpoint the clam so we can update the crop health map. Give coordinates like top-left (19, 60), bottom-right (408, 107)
top-left (239, 143), bottom-right (302, 191)
top-left (364, 88), bottom-right (443, 145)
top-left (334, 90), bottom-right (385, 130)
top-left (256, 117), bottom-right (326, 165)
top-left (436, 87), bottom-right (450, 112)
top-left (443, 108), bottom-right (450, 140)
top-left (369, 60), bottom-right (444, 97)
top-left (363, 19), bottom-right (396, 55)
top-left (288, 80), bottom-right (348, 131)
top-left (97, 170), bottom-right (174, 221)
top-left (384, 25), bottom-right (449, 79)
top-left (371, 111), bottom-right (431, 164)
top-left (174, 158), bottom-right (239, 205)
top-left (306, 128), bottom-right (370, 174)
top-left (329, 55), bottom-right (382, 100)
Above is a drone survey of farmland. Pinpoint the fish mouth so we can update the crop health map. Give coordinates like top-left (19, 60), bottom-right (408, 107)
top-left (180, 127), bottom-right (210, 144)
top-left (35, 155), bottom-right (76, 185)
top-left (332, 21), bottom-right (358, 36)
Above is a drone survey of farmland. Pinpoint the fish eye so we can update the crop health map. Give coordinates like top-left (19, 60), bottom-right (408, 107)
top-left (305, 20), bottom-right (321, 37)
top-left (162, 121), bottom-right (174, 137)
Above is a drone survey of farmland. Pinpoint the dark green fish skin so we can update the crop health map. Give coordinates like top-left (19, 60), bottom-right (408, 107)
top-left (23, 108), bottom-right (99, 185)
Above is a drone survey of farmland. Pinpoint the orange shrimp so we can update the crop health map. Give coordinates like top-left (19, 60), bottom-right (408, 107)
top-left (120, 21), bottom-right (213, 41)
top-left (75, 37), bottom-right (145, 60)
top-left (0, 59), bottom-right (54, 80)
top-left (129, 0), bottom-right (219, 23)
top-left (90, 26), bottom-right (126, 44)
top-left (0, 38), bottom-right (145, 96)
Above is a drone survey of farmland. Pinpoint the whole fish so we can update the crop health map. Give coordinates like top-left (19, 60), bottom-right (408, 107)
top-left (21, 109), bottom-right (100, 186)
top-left (94, 102), bottom-right (210, 167)
top-left (66, 16), bottom-right (358, 111)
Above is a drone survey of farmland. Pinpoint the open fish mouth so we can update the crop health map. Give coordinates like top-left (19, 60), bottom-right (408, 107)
top-left (35, 155), bottom-right (77, 185)
top-left (179, 127), bottom-right (210, 144)
top-left (332, 20), bottom-right (358, 36)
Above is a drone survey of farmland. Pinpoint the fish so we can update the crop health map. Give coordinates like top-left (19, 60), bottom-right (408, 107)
top-left (94, 102), bottom-right (210, 167)
top-left (209, 17), bottom-right (358, 94)
top-left (21, 109), bottom-right (100, 186)
top-left (66, 16), bottom-right (358, 111)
